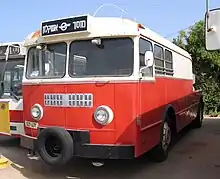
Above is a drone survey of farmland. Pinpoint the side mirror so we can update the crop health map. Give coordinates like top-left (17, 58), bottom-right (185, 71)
top-left (144, 51), bottom-right (154, 67)
top-left (205, 9), bottom-right (220, 50)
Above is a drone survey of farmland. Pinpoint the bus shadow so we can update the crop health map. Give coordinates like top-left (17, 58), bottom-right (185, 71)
top-left (169, 123), bottom-right (194, 149)
top-left (6, 125), bottom-right (194, 179)
top-left (0, 136), bottom-right (20, 146)
top-left (9, 153), bottom-right (155, 179)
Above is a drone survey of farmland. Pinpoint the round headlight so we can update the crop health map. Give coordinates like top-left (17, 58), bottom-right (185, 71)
top-left (31, 104), bottom-right (43, 121)
top-left (94, 105), bottom-right (114, 125)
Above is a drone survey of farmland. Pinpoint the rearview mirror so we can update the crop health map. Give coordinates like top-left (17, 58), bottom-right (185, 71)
top-left (36, 44), bottom-right (47, 51)
top-left (91, 38), bottom-right (102, 45)
top-left (144, 51), bottom-right (154, 67)
top-left (205, 8), bottom-right (220, 50)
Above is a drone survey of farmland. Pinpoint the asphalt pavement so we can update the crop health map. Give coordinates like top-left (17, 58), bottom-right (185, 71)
top-left (0, 119), bottom-right (220, 179)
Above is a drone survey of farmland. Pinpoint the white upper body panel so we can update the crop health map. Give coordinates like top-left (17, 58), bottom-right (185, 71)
top-left (23, 15), bottom-right (192, 83)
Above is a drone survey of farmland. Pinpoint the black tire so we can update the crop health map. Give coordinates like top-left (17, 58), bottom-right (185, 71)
top-left (37, 127), bottom-right (74, 166)
top-left (192, 102), bottom-right (203, 128)
top-left (149, 115), bottom-right (172, 162)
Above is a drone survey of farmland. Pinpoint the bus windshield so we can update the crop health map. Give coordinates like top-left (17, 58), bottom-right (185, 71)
top-left (26, 42), bottom-right (67, 79)
top-left (1, 59), bottom-right (24, 98)
top-left (26, 38), bottom-right (134, 79)
top-left (69, 38), bottom-right (134, 77)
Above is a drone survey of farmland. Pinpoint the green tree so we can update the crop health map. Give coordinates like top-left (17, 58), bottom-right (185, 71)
top-left (173, 20), bottom-right (220, 115)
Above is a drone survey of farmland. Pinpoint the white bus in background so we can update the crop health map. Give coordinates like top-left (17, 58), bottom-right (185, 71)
top-left (0, 42), bottom-right (25, 137)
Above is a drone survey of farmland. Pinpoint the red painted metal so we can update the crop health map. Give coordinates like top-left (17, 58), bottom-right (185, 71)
top-left (22, 76), bottom-right (201, 158)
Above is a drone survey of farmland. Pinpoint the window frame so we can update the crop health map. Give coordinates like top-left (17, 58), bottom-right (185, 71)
top-left (153, 44), bottom-right (174, 76)
top-left (25, 42), bottom-right (67, 79)
top-left (3, 58), bottom-right (24, 96)
top-left (164, 49), bottom-right (174, 76)
top-left (139, 37), bottom-right (154, 78)
top-left (139, 38), bottom-right (153, 67)
top-left (154, 44), bottom-right (165, 75)
top-left (68, 37), bottom-right (134, 78)
top-left (139, 35), bottom-right (174, 77)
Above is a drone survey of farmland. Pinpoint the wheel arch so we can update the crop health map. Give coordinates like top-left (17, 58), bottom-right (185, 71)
top-left (163, 104), bottom-right (177, 135)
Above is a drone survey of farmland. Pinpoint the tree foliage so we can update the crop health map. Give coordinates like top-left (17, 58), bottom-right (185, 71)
top-left (173, 20), bottom-right (220, 115)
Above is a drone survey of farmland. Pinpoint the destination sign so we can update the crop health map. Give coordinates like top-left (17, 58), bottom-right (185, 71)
top-left (41, 15), bottom-right (88, 36)
top-left (0, 45), bottom-right (20, 56)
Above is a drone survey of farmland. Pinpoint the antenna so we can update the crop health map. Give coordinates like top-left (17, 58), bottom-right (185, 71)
top-left (206, 0), bottom-right (210, 29)
top-left (206, 0), bottom-right (209, 14)
top-left (92, 3), bottom-right (128, 18)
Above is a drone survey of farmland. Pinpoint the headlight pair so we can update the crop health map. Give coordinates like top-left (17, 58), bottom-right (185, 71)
top-left (30, 104), bottom-right (114, 125)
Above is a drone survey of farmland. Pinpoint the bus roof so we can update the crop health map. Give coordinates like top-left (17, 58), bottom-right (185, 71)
top-left (0, 41), bottom-right (26, 60)
top-left (24, 15), bottom-right (191, 59)
top-left (0, 41), bottom-right (24, 46)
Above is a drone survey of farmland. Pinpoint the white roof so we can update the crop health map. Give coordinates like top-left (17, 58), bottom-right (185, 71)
top-left (0, 41), bottom-right (24, 46)
top-left (24, 15), bottom-right (191, 59)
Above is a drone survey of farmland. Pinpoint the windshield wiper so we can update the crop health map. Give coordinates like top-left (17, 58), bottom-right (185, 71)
top-left (10, 91), bottom-right (20, 101)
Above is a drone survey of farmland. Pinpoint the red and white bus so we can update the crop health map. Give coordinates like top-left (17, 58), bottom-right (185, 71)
top-left (20, 14), bottom-right (203, 166)
top-left (0, 42), bottom-right (25, 137)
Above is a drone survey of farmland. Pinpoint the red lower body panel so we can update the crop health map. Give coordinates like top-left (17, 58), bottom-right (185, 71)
top-left (22, 77), bottom-right (200, 158)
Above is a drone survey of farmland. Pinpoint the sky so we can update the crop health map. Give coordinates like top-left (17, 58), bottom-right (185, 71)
top-left (0, 0), bottom-right (220, 43)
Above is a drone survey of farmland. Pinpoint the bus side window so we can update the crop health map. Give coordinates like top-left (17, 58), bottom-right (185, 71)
top-left (139, 38), bottom-right (153, 77)
top-left (154, 44), bottom-right (165, 75)
top-left (164, 49), bottom-right (173, 76)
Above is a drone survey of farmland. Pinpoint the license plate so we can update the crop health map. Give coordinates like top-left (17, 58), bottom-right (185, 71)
top-left (25, 121), bottom-right (38, 129)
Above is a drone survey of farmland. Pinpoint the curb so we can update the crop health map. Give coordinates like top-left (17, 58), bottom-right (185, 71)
top-left (204, 115), bottom-right (220, 120)
top-left (0, 155), bottom-right (11, 169)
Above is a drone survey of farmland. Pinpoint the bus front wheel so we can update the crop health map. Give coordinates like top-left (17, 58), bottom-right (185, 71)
top-left (37, 127), bottom-right (74, 166)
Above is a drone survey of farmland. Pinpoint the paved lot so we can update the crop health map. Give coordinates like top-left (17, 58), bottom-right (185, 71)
top-left (0, 119), bottom-right (220, 179)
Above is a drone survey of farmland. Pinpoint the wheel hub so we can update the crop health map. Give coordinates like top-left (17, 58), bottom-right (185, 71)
top-left (45, 136), bottom-right (62, 157)
top-left (92, 161), bottom-right (104, 167)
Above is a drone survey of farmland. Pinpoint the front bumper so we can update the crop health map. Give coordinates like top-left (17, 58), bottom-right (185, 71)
top-left (10, 122), bottom-right (25, 136)
top-left (75, 144), bottom-right (134, 159)
top-left (20, 130), bottom-right (134, 159)
top-left (20, 134), bottom-right (37, 151)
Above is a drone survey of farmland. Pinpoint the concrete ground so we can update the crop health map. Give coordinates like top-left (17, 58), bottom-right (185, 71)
top-left (1, 119), bottom-right (220, 179)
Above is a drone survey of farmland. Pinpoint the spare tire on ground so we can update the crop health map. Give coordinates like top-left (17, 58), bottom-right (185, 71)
top-left (36, 127), bottom-right (74, 166)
